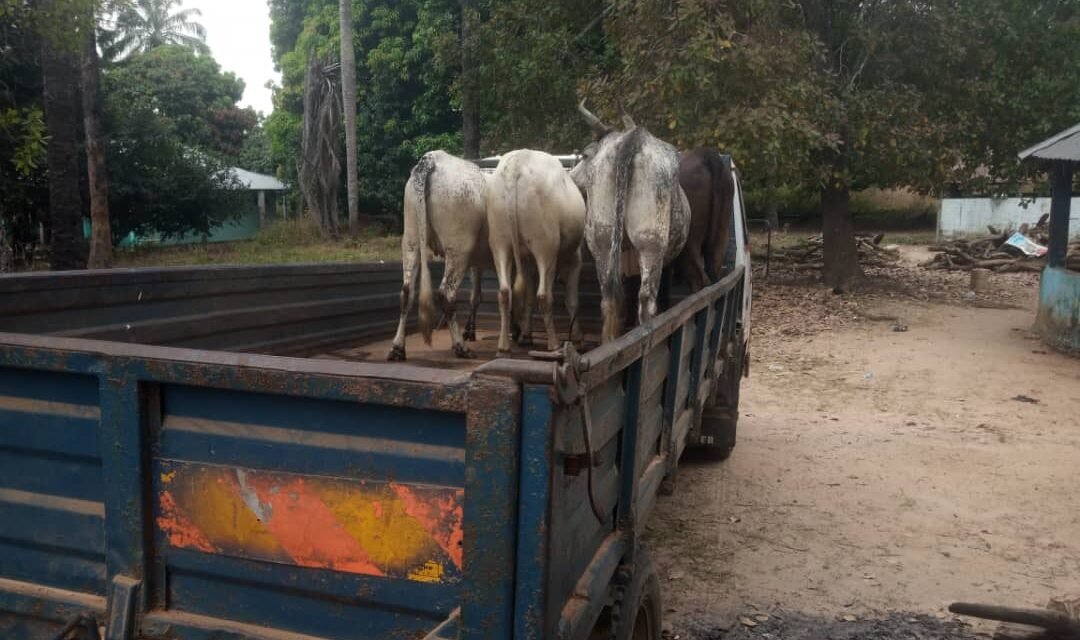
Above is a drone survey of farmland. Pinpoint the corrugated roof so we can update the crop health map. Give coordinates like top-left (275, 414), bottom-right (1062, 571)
top-left (228, 167), bottom-right (288, 191)
top-left (1018, 122), bottom-right (1080, 161)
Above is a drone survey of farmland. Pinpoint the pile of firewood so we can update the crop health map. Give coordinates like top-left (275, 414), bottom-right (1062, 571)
top-left (775, 233), bottom-right (902, 269)
top-left (921, 223), bottom-right (1080, 273)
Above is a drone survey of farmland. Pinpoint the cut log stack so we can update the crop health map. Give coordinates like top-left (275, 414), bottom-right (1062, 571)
top-left (919, 223), bottom-right (1076, 274)
top-left (774, 233), bottom-right (902, 269)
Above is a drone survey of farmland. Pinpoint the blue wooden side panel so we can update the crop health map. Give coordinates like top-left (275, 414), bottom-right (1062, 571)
top-left (0, 368), bottom-right (106, 594)
top-left (150, 382), bottom-right (468, 639)
top-left (0, 366), bottom-right (107, 636)
top-left (0, 336), bottom-right (474, 640)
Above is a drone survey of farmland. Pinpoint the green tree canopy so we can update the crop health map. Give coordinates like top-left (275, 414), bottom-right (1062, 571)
top-left (107, 46), bottom-right (258, 158)
top-left (104, 0), bottom-right (209, 60)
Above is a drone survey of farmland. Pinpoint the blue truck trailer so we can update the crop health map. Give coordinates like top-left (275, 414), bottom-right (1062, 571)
top-left (0, 168), bottom-right (751, 640)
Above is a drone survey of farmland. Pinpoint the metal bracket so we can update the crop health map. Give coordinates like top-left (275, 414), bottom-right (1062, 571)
top-left (528, 341), bottom-right (586, 406)
top-left (106, 576), bottom-right (140, 640)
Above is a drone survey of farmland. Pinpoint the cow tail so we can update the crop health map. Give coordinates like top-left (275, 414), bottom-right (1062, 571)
top-left (704, 150), bottom-right (734, 279)
top-left (413, 153), bottom-right (438, 345)
top-left (611, 128), bottom-right (644, 310)
top-left (508, 170), bottom-right (527, 316)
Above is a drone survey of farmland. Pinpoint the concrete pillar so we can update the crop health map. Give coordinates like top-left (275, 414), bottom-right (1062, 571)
top-left (1048, 161), bottom-right (1074, 269)
top-left (257, 190), bottom-right (268, 227)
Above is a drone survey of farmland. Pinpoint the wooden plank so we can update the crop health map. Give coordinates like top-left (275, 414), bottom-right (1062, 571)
top-left (672, 409), bottom-right (694, 460)
top-left (557, 377), bottom-right (625, 455)
top-left (635, 457), bottom-right (667, 525)
top-left (641, 343), bottom-right (670, 399)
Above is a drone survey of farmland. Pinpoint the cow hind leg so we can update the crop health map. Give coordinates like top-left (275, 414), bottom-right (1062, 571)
top-left (637, 252), bottom-right (665, 326)
top-left (463, 267), bottom-right (481, 342)
top-left (561, 249), bottom-right (584, 344)
top-left (513, 266), bottom-right (536, 347)
top-left (536, 260), bottom-right (559, 351)
top-left (493, 249), bottom-right (515, 354)
top-left (439, 258), bottom-right (472, 358)
top-left (388, 251), bottom-right (420, 361)
top-left (596, 256), bottom-right (623, 344)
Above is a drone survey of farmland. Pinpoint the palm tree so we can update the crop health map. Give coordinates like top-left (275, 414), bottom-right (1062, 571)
top-left (340, 0), bottom-right (360, 234)
top-left (103, 0), bottom-right (209, 60)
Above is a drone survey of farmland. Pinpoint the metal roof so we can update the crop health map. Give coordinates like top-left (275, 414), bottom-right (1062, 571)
top-left (227, 167), bottom-right (288, 191)
top-left (1018, 122), bottom-right (1080, 162)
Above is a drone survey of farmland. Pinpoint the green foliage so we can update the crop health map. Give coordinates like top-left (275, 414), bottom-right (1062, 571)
top-left (102, 47), bottom-right (252, 241)
top-left (238, 120), bottom-right (276, 175)
top-left (269, 0), bottom-right (460, 219)
top-left (947, 0), bottom-right (1080, 194)
top-left (103, 79), bottom-right (246, 241)
top-left (0, 107), bottom-right (46, 174)
top-left (103, 0), bottom-right (209, 60)
top-left (107, 46), bottom-right (257, 158)
top-left (468, 0), bottom-right (608, 152)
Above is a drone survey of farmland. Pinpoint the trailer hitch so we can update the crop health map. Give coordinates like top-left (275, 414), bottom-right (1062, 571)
top-left (529, 343), bottom-right (609, 524)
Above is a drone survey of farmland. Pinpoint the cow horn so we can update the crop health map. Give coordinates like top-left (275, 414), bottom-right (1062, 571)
top-left (578, 99), bottom-right (611, 136)
top-left (621, 112), bottom-right (636, 129)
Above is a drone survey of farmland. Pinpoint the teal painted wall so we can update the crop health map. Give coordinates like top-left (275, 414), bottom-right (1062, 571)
top-left (84, 192), bottom-right (280, 247)
top-left (1036, 267), bottom-right (1080, 353)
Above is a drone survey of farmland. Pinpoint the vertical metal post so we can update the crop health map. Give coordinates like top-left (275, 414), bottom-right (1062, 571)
top-left (98, 367), bottom-right (152, 630)
top-left (514, 385), bottom-right (554, 640)
top-left (462, 375), bottom-right (521, 640)
top-left (617, 360), bottom-right (644, 532)
top-left (661, 326), bottom-right (685, 486)
top-left (1048, 161), bottom-right (1074, 269)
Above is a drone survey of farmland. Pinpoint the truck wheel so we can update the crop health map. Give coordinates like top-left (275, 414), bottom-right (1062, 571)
top-left (695, 344), bottom-right (743, 460)
top-left (612, 549), bottom-right (663, 640)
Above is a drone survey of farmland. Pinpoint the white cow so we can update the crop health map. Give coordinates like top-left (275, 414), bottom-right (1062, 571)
top-left (388, 150), bottom-right (490, 361)
top-left (486, 150), bottom-right (586, 354)
top-left (570, 101), bottom-right (690, 343)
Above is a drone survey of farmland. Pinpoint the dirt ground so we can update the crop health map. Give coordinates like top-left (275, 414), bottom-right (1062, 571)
top-left (647, 247), bottom-right (1080, 638)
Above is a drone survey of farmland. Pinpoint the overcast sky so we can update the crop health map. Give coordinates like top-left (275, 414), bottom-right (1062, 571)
top-left (186, 0), bottom-right (280, 116)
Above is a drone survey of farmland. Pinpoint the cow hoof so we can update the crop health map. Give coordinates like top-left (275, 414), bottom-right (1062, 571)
top-left (510, 323), bottom-right (522, 343)
top-left (517, 335), bottom-right (533, 347)
top-left (453, 344), bottom-right (475, 359)
top-left (463, 327), bottom-right (477, 342)
top-left (387, 345), bottom-right (407, 361)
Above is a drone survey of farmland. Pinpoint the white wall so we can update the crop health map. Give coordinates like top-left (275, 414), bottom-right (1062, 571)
top-left (939, 198), bottom-right (1080, 239)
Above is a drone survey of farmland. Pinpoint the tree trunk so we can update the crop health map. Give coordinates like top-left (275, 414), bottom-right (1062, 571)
top-left (765, 198), bottom-right (780, 231)
top-left (82, 9), bottom-right (112, 270)
top-left (821, 178), bottom-right (861, 290)
top-left (460, 0), bottom-right (480, 159)
top-left (340, 0), bottom-right (361, 234)
top-left (42, 33), bottom-right (86, 271)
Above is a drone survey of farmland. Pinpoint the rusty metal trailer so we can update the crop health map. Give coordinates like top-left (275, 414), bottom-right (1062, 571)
top-left (0, 178), bottom-right (750, 638)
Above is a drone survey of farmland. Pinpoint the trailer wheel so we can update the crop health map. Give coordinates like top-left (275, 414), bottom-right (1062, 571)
top-left (611, 549), bottom-right (663, 640)
top-left (696, 342), bottom-right (744, 460)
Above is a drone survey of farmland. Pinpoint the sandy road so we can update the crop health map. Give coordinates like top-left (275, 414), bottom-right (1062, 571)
top-left (648, 279), bottom-right (1080, 637)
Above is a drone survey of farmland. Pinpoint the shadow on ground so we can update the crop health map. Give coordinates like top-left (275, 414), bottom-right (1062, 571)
top-left (691, 611), bottom-right (980, 640)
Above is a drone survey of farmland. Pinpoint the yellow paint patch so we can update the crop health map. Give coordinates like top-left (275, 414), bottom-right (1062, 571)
top-left (408, 561), bottom-right (445, 584)
top-left (173, 467), bottom-right (286, 560)
top-left (319, 484), bottom-right (439, 575)
top-left (160, 470), bottom-right (176, 484)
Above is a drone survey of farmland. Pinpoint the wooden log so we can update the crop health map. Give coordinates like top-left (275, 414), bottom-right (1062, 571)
top-left (974, 259), bottom-right (1019, 269)
top-left (949, 602), bottom-right (1080, 636)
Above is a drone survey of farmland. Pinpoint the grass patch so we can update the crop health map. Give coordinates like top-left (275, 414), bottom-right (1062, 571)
top-left (113, 219), bottom-right (403, 268)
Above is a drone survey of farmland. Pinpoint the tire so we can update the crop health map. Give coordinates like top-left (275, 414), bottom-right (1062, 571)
top-left (694, 342), bottom-right (743, 460)
top-left (612, 549), bottom-right (663, 640)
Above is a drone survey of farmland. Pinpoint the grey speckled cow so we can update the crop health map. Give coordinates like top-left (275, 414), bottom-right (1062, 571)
top-left (570, 101), bottom-right (690, 343)
top-left (388, 150), bottom-right (491, 361)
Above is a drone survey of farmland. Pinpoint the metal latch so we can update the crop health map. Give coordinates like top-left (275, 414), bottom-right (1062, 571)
top-left (530, 343), bottom-right (608, 524)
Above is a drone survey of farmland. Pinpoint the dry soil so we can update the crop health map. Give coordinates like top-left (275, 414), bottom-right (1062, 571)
top-left (648, 253), bottom-right (1080, 638)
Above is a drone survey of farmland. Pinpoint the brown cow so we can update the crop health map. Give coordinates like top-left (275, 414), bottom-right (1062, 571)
top-left (674, 148), bottom-right (735, 292)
